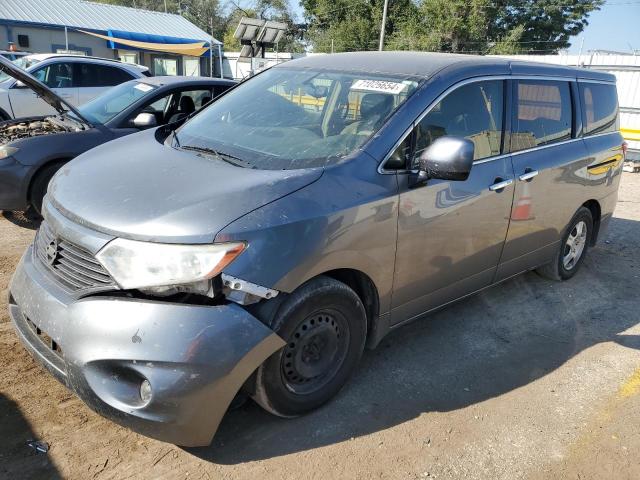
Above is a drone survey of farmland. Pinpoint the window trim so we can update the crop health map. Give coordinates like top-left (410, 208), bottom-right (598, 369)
top-left (377, 74), bottom-right (591, 175)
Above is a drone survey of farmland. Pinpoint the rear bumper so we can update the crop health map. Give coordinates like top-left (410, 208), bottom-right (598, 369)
top-left (0, 158), bottom-right (30, 211)
top-left (9, 246), bottom-right (285, 446)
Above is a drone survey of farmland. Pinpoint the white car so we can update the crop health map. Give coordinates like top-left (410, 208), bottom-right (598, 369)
top-left (0, 54), bottom-right (149, 120)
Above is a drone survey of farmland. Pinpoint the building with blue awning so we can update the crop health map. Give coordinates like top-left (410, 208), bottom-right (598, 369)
top-left (0, 0), bottom-right (224, 77)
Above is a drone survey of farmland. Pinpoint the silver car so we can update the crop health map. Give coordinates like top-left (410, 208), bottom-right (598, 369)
top-left (9, 52), bottom-right (625, 446)
top-left (0, 54), bottom-right (149, 120)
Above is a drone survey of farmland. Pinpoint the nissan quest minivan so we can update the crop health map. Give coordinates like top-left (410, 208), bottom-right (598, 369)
top-left (9, 52), bottom-right (624, 446)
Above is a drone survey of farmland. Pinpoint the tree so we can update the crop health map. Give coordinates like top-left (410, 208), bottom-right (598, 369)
top-left (304, 0), bottom-right (604, 54)
top-left (302, 0), bottom-right (416, 52)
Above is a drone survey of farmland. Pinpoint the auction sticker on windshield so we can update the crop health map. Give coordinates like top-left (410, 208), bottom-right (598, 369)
top-left (351, 79), bottom-right (407, 95)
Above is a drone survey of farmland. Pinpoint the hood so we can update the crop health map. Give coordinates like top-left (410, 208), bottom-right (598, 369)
top-left (0, 56), bottom-right (90, 125)
top-left (48, 129), bottom-right (323, 244)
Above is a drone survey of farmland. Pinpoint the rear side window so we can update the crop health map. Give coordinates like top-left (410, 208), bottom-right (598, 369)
top-left (76, 64), bottom-right (135, 87)
top-left (580, 82), bottom-right (619, 135)
top-left (511, 80), bottom-right (572, 152)
top-left (411, 80), bottom-right (504, 165)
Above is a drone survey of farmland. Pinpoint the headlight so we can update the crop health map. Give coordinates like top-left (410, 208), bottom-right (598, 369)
top-left (0, 145), bottom-right (18, 161)
top-left (96, 238), bottom-right (245, 290)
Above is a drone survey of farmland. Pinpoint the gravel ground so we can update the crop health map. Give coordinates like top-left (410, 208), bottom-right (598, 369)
top-left (1, 173), bottom-right (640, 480)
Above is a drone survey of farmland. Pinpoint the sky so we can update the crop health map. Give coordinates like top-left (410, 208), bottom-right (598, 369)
top-left (569, 2), bottom-right (640, 54)
top-left (287, 1), bottom-right (640, 55)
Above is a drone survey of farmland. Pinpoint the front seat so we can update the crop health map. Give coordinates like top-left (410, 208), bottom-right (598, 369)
top-left (168, 95), bottom-right (196, 123)
top-left (341, 93), bottom-right (394, 137)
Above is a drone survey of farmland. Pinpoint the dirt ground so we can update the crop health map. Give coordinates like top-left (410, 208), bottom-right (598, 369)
top-left (1, 173), bottom-right (640, 480)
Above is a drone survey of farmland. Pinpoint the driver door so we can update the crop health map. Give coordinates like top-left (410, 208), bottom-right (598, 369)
top-left (10, 61), bottom-right (78, 117)
top-left (390, 79), bottom-right (515, 324)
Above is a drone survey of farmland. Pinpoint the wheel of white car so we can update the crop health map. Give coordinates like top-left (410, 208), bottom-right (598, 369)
top-left (251, 276), bottom-right (367, 417)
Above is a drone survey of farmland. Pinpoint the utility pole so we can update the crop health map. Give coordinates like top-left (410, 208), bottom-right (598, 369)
top-left (164, 0), bottom-right (168, 13)
top-left (378, 0), bottom-right (389, 51)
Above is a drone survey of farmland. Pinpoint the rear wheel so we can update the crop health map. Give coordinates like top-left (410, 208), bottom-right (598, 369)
top-left (536, 206), bottom-right (593, 281)
top-left (29, 162), bottom-right (65, 216)
top-left (252, 276), bottom-right (367, 417)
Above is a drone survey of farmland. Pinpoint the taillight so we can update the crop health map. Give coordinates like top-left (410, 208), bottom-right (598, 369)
top-left (622, 141), bottom-right (628, 158)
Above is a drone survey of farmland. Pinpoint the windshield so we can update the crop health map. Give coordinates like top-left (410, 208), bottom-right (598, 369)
top-left (77, 81), bottom-right (158, 124)
top-left (175, 67), bottom-right (420, 170)
top-left (0, 56), bottom-right (41, 83)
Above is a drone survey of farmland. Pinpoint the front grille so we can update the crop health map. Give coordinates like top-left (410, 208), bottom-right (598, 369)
top-left (34, 222), bottom-right (117, 294)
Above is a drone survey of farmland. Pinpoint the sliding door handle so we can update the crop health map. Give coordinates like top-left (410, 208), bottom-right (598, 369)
top-left (489, 178), bottom-right (513, 192)
top-left (519, 170), bottom-right (539, 181)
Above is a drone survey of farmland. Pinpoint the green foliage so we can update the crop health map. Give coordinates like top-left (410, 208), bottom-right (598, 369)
top-left (305, 0), bottom-right (604, 54)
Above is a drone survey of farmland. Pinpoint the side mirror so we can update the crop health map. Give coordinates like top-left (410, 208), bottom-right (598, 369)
top-left (132, 112), bottom-right (157, 129)
top-left (412, 136), bottom-right (475, 186)
top-left (13, 80), bottom-right (28, 89)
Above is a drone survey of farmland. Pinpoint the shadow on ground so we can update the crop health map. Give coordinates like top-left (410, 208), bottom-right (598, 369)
top-left (0, 394), bottom-right (62, 479)
top-left (189, 216), bottom-right (640, 464)
top-left (1, 211), bottom-right (41, 231)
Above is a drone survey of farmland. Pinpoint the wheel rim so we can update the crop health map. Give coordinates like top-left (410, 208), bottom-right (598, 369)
top-left (281, 309), bottom-right (350, 395)
top-left (563, 220), bottom-right (587, 270)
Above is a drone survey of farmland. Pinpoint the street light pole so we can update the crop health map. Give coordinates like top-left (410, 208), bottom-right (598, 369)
top-left (378, 0), bottom-right (389, 51)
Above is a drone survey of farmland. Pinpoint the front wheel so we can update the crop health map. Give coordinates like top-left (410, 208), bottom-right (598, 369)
top-left (29, 161), bottom-right (65, 216)
top-left (536, 206), bottom-right (593, 281)
top-left (252, 276), bottom-right (367, 417)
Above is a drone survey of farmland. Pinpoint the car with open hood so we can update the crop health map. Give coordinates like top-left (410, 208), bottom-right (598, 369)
top-left (0, 55), bottom-right (235, 214)
top-left (9, 52), bottom-right (624, 446)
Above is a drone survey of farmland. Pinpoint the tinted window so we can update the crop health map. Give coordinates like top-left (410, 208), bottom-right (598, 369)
top-left (32, 62), bottom-right (74, 88)
top-left (76, 64), bottom-right (134, 87)
top-left (411, 80), bottom-right (504, 165)
top-left (580, 82), bottom-right (619, 135)
top-left (512, 80), bottom-right (572, 152)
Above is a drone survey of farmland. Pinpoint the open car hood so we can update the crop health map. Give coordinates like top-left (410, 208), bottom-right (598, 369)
top-left (0, 56), bottom-right (90, 125)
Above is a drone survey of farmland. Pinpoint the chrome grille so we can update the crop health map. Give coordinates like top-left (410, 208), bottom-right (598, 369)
top-left (34, 222), bottom-right (117, 293)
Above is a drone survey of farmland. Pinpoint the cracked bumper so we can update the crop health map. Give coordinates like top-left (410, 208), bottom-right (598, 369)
top-left (8, 246), bottom-right (285, 446)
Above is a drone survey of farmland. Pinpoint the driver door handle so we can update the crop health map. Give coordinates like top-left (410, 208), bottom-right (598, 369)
top-left (519, 170), bottom-right (539, 181)
top-left (489, 178), bottom-right (513, 192)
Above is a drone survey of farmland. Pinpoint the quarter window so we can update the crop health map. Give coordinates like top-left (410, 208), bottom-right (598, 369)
top-left (580, 82), bottom-right (619, 135)
top-left (410, 80), bottom-right (504, 166)
top-left (511, 80), bottom-right (572, 152)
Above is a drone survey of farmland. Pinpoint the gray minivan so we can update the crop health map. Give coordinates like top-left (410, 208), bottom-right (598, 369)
top-left (9, 52), bottom-right (624, 446)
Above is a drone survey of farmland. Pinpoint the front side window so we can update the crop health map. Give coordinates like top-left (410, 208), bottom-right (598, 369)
top-left (32, 62), bottom-right (74, 88)
top-left (411, 80), bottom-right (504, 167)
top-left (511, 80), bottom-right (572, 152)
top-left (77, 81), bottom-right (158, 124)
top-left (580, 82), bottom-right (619, 135)
top-left (175, 68), bottom-right (420, 170)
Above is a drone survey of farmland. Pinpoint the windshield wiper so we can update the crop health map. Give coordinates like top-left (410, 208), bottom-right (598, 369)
top-left (179, 145), bottom-right (252, 168)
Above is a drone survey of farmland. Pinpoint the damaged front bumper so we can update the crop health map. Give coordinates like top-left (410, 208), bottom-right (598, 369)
top-left (8, 246), bottom-right (285, 446)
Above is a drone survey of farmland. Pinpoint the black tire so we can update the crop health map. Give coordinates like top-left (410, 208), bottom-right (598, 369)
top-left (536, 206), bottom-right (593, 281)
top-left (252, 276), bottom-right (367, 417)
top-left (29, 162), bottom-right (65, 216)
